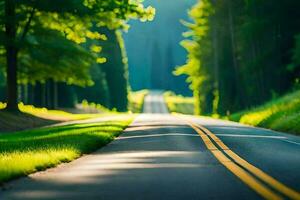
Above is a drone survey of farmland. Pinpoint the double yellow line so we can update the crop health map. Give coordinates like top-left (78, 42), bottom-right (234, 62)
top-left (184, 118), bottom-right (300, 200)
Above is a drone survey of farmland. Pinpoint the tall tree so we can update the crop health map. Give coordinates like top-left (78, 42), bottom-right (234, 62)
top-left (100, 28), bottom-right (129, 111)
top-left (176, 0), bottom-right (300, 115)
top-left (1, 0), bottom-right (155, 111)
top-left (0, 67), bottom-right (5, 102)
top-left (4, 0), bottom-right (18, 110)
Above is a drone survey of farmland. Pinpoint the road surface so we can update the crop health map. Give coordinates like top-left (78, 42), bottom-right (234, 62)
top-left (1, 91), bottom-right (300, 200)
top-left (143, 91), bottom-right (169, 114)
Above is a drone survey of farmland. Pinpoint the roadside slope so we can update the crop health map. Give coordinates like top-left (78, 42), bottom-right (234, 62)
top-left (0, 114), bottom-right (134, 183)
top-left (229, 90), bottom-right (300, 135)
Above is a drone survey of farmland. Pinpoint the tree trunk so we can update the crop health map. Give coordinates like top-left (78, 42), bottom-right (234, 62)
top-left (41, 83), bottom-right (46, 107)
top-left (33, 82), bottom-right (43, 107)
top-left (46, 80), bottom-right (51, 109)
top-left (228, 0), bottom-right (245, 109)
top-left (47, 79), bottom-right (56, 109)
top-left (53, 81), bottom-right (58, 109)
top-left (211, 13), bottom-right (220, 114)
top-left (4, 0), bottom-right (18, 111)
top-left (28, 84), bottom-right (34, 105)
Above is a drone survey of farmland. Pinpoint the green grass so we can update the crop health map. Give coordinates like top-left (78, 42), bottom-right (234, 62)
top-left (0, 115), bottom-right (133, 183)
top-left (128, 90), bottom-right (148, 113)
top-left (0, 102), bottom-right (109, 121)
top-left (0, 111), bottom-right (60, 132)
top-left (0, 103), bottom-right (116, 132)
top-left (164, 91), bottom-right (194, 115)
top-left (20, 103), bottom-right (107, 121)
top-left (228, 90), bottom-right (300, 135)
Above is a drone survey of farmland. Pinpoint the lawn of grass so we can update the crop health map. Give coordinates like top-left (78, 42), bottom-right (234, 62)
top-left (228, 90), bottom-right (300, 135)
top-left (0, 115), bottom-right (133, 183)
top-left (128, 90), bottom-right (148, 113)
top-left (164, 91), bottom-right (194, 115)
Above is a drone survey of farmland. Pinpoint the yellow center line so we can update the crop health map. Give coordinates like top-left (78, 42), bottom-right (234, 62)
top-left (196, 123), bottom-right (300, 200)
top-left (188, 122), bottom-right (283, 200)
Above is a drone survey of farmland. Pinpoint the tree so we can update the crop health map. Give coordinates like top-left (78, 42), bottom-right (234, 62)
top-left (175, 0), bottom-right (215, 115)
top-left (75, 64), bottom-right (110, 108)
top-left (0, 67), bottom-right (5, 102)
top-left (1, 0), bottom-right (155, 111)
top-left (4, 0), bottom-right (18, 110)
top-left (100, 28), bottom-right (129, 111)
top-left (289, 34), bottom-right (300, 87)
top-left (176, 0), bottom-right (300, 115)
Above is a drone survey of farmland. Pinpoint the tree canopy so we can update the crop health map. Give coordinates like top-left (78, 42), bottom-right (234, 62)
top-left (176, 0), bottom-right (300, 115)
top-left (0, 0), bottom-right (155, 111)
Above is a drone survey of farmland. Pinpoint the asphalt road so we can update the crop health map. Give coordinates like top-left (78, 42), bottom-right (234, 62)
top-left (143, 91), bottom-right (169, 114)
top-left (1, 91), bottom-right (300, 200)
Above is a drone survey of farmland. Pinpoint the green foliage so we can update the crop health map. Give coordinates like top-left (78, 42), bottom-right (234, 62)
top-left (292, 34), bottom-right (300, 67)
top-left (0, 66), bottom-right (4, 83)
top-left (0, 116), bottom-right (133, 183)
top-left (80, 99), bottom-right (111, 113)
top-left (0, 0), bottom-right (155, 110)
top-left (229, 90), bottom-right (300, 135)
top-left (0, 68), bottom-right (4, 101)
top-left (100, 29), bottom-right (129, 112)
top-left (0, 102), bottom-right (6, 110)
top-left (75, 64), bottom-right (110, 107)
top-left (289, 34), bottom-right (300, 88)
top-left (20, 29), bottom-right (94, 86)
top-left (175, 0), bottom-right (214, 115)
top-left (177, 0), bottom-right (300, 116)
top-left (164, 91), bottom-right (194, 115)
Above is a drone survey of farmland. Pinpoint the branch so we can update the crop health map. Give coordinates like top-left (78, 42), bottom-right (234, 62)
top-left (19, 7), bottom-right (35, 45)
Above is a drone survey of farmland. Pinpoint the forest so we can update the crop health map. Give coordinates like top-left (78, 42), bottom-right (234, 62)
top-left (123, 0), bottom-right (195, 95)
top-left (0, 0), bottom-right (154, 112)
top-left (1, 0), bottom-right (299, 117)
top-left (1, 1), bottom-right (300, 195)
top-left (176, 0), bottom-right (300, 116)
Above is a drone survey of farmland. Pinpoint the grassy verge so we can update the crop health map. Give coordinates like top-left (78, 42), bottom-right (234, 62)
top-left (0, 103), bottom-right (114, 132)
top-left (228, 90), bottom-right (300, 135)
top-left (0, 111), bottom-right (60, 132)
top-left (128, 90), bottom-right (148, 113)
top-left (164, 91), bottom-right (194, 115)
top-left (0, 115), bottom-right (133, 183)
top-left (3, 103), bottom-right (107, 120)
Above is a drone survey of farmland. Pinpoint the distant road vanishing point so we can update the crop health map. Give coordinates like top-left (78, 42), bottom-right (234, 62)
top-left (1, 91), bottom-right (300, 200)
